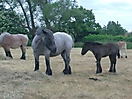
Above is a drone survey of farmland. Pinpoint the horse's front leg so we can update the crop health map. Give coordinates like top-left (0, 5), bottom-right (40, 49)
top-left (45, 57), bottom-right (52, 75)
top-left (109, 55), bottom-right (116, 72)
top-left (61, 52), bottom-right (71, 74)
top-left (34, 55), bottom-right (39, 71)
top-left (96, 58), bottom-right (102, 73)
top-left (4, 50), bottom-right (13, 58)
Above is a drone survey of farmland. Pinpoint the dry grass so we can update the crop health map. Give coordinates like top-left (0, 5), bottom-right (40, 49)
top-left (0, 47), bottom-right (132, 99)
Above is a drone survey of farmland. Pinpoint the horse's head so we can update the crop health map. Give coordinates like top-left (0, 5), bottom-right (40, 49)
top-left (81, 42), bottom-right (90, 55)
top-left (34, 27), bottom-right (56, 53)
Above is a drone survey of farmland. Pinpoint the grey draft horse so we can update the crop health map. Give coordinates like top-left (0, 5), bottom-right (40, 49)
top-left (32, 27), bottom-right (73, 75)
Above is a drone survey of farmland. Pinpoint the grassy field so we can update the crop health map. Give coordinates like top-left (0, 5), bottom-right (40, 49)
top-left (0, 47), bottom-right (132, 99)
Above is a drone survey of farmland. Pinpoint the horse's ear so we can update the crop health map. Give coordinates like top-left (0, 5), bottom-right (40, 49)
top-left (42, 30), bottom-right (47, 35)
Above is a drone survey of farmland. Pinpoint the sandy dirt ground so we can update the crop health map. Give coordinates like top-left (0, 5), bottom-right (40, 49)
top-left (0, 47), bottom-right (132, 99)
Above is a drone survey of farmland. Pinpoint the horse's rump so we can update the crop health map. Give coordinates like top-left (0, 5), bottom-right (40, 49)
top-left (117, 41), bottom-right (127, 58)
top-left (117, 41), bottom-right (126, 49)
top-left (51, 32), bottom-right (73, 56)
top-left (54, 32), bottom-right (73, 47)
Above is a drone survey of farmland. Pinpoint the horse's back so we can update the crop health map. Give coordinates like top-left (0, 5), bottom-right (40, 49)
top-left (54, 32), bottom-right (73, 47)
top-left (106, 43), bottom-right (119, 54)
top-left (53, 32), bottom-right (73, 54)
top-left (1, 34), bottom-right (28, 49)
top-left (17, 34), bottom-right (28, 44)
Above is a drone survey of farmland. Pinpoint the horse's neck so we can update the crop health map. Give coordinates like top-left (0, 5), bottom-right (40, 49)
top-left (32, 35), bottom-right (45, 50)
top-left (89, 45), bottom-right (99, 54)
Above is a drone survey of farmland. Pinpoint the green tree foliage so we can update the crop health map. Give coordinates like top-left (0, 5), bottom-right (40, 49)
top-left (0, 0), bottom-right (129, 45)
top-left (66, 7), bottom-right (101, 42)
top-left (101, 21), bottom-right (127, 35)
top-left (0, 7), bottom-right (28, 34)
top-left (40, 1), bottom-right (101, 42)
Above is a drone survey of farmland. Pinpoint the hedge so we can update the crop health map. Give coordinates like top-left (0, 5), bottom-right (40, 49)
top-left (74, 34), bottom-right (132, 49)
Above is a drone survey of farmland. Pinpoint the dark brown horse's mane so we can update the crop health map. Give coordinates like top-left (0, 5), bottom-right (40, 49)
top-left (85, 41), bottom-right (102, 45)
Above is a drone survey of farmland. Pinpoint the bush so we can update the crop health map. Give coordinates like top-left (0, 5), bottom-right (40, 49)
top-left (74, 42), bottom-right (83, 48)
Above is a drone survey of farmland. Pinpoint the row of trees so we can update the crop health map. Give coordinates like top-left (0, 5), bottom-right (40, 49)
top-left (0, 0), bottom-right (128, 43)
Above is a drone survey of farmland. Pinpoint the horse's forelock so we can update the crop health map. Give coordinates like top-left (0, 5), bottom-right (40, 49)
top-left (36, 27), bottom-right (53, 36)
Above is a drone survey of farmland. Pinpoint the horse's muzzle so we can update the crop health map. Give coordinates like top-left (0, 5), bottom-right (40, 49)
top-left (50, 46), bottom-right (56, 53)
top-left (81, 52), bottom-right (85, 55)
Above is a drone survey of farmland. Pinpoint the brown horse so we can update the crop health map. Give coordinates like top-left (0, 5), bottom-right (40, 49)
top-left (0, 32), bottom-right (28, 59)
top-left (117, 41), bottom-right (127, 58)
top-left (81, 41), bottom-right (120, 74)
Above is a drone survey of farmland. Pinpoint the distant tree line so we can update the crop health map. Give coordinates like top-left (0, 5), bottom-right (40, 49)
top-left (0, 0), bottom-right (129, 45)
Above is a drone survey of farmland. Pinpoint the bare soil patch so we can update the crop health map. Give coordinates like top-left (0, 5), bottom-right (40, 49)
top-left (0, 47), bottom-right (132, 99)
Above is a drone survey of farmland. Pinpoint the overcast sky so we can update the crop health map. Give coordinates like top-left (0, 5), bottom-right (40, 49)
top-left (76, 0), bottom-right (132, 32)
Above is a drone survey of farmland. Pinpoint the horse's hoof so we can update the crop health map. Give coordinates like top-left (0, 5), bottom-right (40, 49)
top-left (109, 70), bottom-right (112, 72)
top-left (96, 70), bottom-right (102, 74)
top-left (46, 69), bottom-right (52, 75)
top-left (20, 57), bottom-right (26, 60)
top-left (63, 68), bottom-right (72, 74)
top-left (34, 68), bottom-right (39, 71)
top-left (20, 58), bottom-right (26, 60)
top-left (96, 72), bottom-right (101, 74)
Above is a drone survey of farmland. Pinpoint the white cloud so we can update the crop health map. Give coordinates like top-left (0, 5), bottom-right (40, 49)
top-left (77, 0), bottom-right (132, 32)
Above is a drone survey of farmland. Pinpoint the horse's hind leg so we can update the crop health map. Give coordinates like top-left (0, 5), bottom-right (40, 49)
top-left (61, 51), bottom-right (71, 74)
top-left (124, 48), bottom-right (128, 58)
top-left (20, 45), bottom-right (26, 60)
top-left (5, 50), bottom-right (8, 57)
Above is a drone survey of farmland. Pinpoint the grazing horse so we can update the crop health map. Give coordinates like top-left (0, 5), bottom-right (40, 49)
top-left (32, 27), bottom-right (73, 75)
top-left (117, 41), bottom-right (127, 58)
top-left (81, 41), bottom-right (120, 74)
top-left (0, 32), bottom-right (28, 59)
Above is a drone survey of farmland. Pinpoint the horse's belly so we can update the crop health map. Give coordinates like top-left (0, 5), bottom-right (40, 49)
top-left (10, 42), bottom-right (22, 49)
top-left (50, 52), bottom-right (61, 57)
